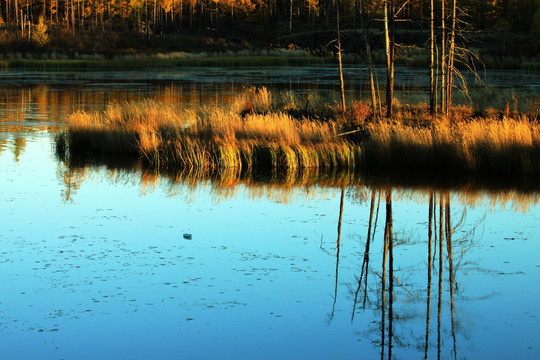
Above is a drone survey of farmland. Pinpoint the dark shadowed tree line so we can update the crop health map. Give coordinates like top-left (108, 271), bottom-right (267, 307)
top-left (0, 0), bottom-right (538, 36)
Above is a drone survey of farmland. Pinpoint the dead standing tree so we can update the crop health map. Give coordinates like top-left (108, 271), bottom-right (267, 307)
top-left (358, 0), bottom-right (381, 118)
top-left (337, 0), bottom-right (347, 112)
top-left (431, 0), bottom-right (459, 117)
top-left (384, 0), bottom-right (395, 118)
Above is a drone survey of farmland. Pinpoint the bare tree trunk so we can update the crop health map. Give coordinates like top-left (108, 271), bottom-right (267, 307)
top-left (199, 0), bottom-right (204, 35)
top-left (359, 0), bottom-right (378, 118)
top-left (447, 0), bottom-right (457, 112)
top-left (337, 1), bottom-right (346, 112)
top-left (289, 0), bottom-right (293, 33)
top-left (4, 0), bottom-right (8, 25)
top-left (71, 0), bottom-right (75, 34)
top-left (145, 0), bottom-right (149, 42)
top-left (15, 0), bottom-right (19, 28)
top-left (82, 0), bottom-right (85, 29)
top-left (441, 0), bottom-right (447, 115)
top-left (429, 0), bottom-right (435, 115)
top-left (384, 0), bottom-right (395, 118)
top-left (154, 0), bottom-right (157, 30)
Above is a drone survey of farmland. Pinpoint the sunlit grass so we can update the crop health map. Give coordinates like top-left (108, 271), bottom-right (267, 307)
top-left (56, 88), bottom-right (540, 174)
top-left (363, 116), bottom-right (540, 173)
top-left (57, 96), bottom-right (357, 174)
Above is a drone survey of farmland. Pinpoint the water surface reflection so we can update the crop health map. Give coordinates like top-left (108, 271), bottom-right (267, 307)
top-left (1, 68), bottom-right (539, 357)
top-left (20, 155), bottom-right (534, 359)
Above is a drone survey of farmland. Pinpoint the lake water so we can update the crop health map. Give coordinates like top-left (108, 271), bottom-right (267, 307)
top-left (1, 68), bottom-right (539, 359)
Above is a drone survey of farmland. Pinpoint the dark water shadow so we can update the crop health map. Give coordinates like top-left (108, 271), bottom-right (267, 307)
top-left (58, 153), bottom-right (540, 197)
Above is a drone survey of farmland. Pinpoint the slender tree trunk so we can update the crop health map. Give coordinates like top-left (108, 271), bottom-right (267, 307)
top-left (429, 0), bottom-right (435, 115)
top-left (359, 0), bottom-right (378, 118)
top-left (145, 0), bottom-right (149, 41)
top-left (289, 0), bottom-right (293, 32)
top-left (441, 0), bottom-right (447, 115)
top-left (82, 0), bottom-right (85, 29)
top-left (337, 1), bottom-right (346, 112)
top-left (154, 0), bottom-right (157, 30)
top-left (447, 0), bottom-right (457, 113)
top-left (384, 0), bottom-right (395, 118)
top-left (199, 0), bottom-right (204, 35)
top-left (70, 0), bottom-right (75, 33)
top-left (15, 0), bottom-right (19, 28)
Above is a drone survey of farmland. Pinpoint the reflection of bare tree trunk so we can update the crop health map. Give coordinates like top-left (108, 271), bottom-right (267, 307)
top-left (424, 191), bottom-right (434, 359)
top-left (437, 197), bottom-right (443, 360)
top-left (445, 195), bottom-right (457, 360)
top-left (331, 187), bottom-right (345, 321)
top-left (387, 191), bottom-right (394, 360)
top-left (353, 190), bottom-right (376, 321)
top-left (380, 191), bottom-right (390, 360)
top-left (364, 190), bottom-right (377, 305)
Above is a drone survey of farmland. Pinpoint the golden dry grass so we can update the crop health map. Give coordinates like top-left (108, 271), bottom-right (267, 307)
top-left (60, 97), bottom-right (357, 173)
top-left (57, 88), bottom-right (540, 174)
top-left (363, 116), bottom-right (540, 173)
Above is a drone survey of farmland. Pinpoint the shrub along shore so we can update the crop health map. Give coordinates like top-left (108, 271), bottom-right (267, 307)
top-left (55, 88), bottom-right (540, 175)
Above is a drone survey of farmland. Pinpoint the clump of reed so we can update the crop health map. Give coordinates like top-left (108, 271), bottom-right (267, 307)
top-left (363, 116), bottom-right (540, 173)
top-left (56, 87), bottom-right (540, 175)
top-left (57, 96), bottom-right (359, 175)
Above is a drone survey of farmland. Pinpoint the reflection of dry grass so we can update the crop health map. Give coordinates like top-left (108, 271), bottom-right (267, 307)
top-left (374, 187), bottom-right (540, 213)
top-left (59, 160), bottom-right (540, 212)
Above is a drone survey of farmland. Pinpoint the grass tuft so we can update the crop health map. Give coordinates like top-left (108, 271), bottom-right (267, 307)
top-left (55, 88), bottom-right (540, 175)
top-left (57, 93), bottom-right (356, 175)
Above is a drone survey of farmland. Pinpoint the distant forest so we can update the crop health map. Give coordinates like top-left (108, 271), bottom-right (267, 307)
top-left (0, 0), bottom-right (539, 55)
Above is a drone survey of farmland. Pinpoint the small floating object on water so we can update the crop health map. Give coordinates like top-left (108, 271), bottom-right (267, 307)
top-left (183, 233), bottom-right (192, 240)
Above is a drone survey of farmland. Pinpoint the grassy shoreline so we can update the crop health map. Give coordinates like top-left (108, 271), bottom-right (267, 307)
top-left (0, 50), bottom-right (333, 70)
top-left (3, 54), bottom-right (539, 71)
top-left (0, 56), bottom-right (332, 71)
top-left (55, 88), bottom-right (540, 175)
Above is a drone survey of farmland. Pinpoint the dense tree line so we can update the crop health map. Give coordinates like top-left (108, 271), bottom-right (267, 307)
top-left (0, 0), bottom-right (538, 36)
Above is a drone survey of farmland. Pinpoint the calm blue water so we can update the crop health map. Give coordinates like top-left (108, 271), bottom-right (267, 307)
top-left (1, 68), bottom-right (539, 359)
top-left (1, 131), bottom-right (539, 359)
